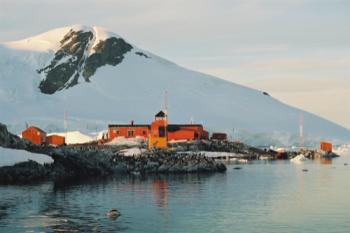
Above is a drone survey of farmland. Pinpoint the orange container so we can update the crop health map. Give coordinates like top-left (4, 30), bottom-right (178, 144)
top-left (320, 141), bottom-right (332, 152)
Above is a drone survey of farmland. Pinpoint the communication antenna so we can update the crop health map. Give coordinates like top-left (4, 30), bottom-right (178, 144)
top-left (163, 91), bottom-right (168, 139)
top-left (299, 112), bottom-right (304, 149)
top-left (164, 91), bottom-right (168, 119)
top-left (64, 110), bottom-right (68, 139)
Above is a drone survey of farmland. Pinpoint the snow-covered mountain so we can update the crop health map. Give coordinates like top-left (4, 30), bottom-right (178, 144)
top-left (0, 25), bottom-right (349, 146)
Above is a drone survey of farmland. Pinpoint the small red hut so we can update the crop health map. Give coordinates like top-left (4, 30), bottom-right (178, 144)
top-left (211, 132), bottom-right (227, 141)
top-left (22, 126), bottom-right (47, 145)
top-left (47, 135), bottom-right (65, 146)
top-left (320, 141), bottom-right (332, 153)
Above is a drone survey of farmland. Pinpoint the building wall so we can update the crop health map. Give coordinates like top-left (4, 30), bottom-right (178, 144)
top-left (108, 126), bottom-right (149, 141)
top-left (149, 118), bottom-right (168, 149)
top-left (168, 130), bottom-right (196, 141)
top-left (22, 128), bottom-right (46, 145)
top-left (168, 125), bottom-right (209, 141)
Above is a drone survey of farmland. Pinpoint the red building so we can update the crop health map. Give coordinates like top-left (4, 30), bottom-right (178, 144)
top-left (167, 124), bottom-right (209, 141)
top-left (108, 121), bottom-right (150, 141)
top-left (47, 135), bottom-right (65, 146)
top-left (107, 112), bottom-right (209, 143)
top-left (22, 126), bottom-right (47, 145)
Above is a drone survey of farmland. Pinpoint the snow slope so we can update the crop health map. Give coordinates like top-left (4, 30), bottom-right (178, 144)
top-left (0, 25), bottom-right (349, 146)
top-left (47, 131), bottom-right (93, 145)
top-left (0, 146), bottom-right (53, 167)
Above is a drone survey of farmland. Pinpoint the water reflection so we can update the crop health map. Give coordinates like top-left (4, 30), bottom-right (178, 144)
top-left (1, 156), bottom-right (350, 233)
top-left (320, 158), bottom-right (332, 165)
top-left (152, 179), bottom-right (169, 209)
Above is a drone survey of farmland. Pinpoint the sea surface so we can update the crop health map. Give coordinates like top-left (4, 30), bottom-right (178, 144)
top-left (1, 152), bottom-right (350, 233)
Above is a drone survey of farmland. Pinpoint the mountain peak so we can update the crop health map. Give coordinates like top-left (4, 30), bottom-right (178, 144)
top-left (3, 25), bottom-right (120, 52)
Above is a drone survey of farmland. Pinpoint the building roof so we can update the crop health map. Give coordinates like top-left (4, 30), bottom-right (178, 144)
top-left (167, 124), bottom-right (204, 132)
top-left (168, 124), bottom-right (203, 127)
top-left (108, 124), bottom-right (203, 130)
top-left (25, 126), bottom-right (47, 134)
top-left (108, 124), bottom-right (150, 128)
top-left (155, 110), bottom-right (166, 118)
top-left (47, 134), bottom-right (65, 138)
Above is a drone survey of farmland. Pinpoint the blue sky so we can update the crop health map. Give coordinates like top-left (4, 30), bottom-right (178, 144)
top-left (0, 0), bottom-right (349, 128)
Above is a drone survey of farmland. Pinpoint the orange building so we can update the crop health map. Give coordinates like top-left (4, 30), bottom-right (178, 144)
top-left (107, 111), bottom-right (210, 148)
top-left (22, 126), bottom-right (47, 145)
top-left (47, 135), bottom-right (65, 146)
top-left (108, 121), bottom-right (150, 141)
top-left (149, 111), bottom-right (168, 149)
top-left (320, 141), bottom-right (332, 153)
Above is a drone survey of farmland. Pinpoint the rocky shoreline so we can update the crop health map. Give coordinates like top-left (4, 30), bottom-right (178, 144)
top-left (0, 123), bottom-right (226, 184)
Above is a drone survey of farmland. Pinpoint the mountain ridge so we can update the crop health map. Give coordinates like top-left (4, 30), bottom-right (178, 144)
top-left (0, 25), bottom-right (349, 146)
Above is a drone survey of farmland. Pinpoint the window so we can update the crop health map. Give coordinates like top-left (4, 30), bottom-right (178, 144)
top-left (158, 127), bottom-right (166, 137)
top-left (128, 130), bottom-right (134, 137)
top-left (142, 130), bottom-right (146, 135)
top-left (116, 130), bottom-right (120, 135)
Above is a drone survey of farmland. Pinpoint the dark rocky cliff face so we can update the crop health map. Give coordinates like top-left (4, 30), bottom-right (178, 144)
top-left (83, 38), bottom-right (132, 78)
top-left (38, 29), bottom-right (133, 94)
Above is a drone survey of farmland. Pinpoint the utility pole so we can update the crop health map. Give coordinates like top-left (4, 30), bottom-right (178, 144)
top-left (64, 110), bottom-right (68, 140)
top-left (299, 112), bottom-right (304, 150)
top-left (232, 128), bottom-right (235, 142)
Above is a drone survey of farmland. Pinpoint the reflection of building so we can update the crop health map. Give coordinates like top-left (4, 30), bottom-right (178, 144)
top-left (22, 126), bottom-right (47, 145)
top-left (320, 158), bottom-right (332, 165)
top-left (152, 179), bottom-right (169, 208)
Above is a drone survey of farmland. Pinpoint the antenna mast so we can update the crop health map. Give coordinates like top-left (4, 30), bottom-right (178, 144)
top-left (164, 91), bottom-right (168, 119)
top-left (299, 112), bottom-right (304, 149)
top-left (64, 110), bottom-right (68, 139)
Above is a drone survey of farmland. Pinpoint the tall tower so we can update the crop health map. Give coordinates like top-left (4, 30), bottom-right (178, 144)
top-left (148, 110), bottom-right (168, 150)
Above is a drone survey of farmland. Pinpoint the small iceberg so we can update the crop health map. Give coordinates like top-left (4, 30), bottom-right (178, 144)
top-left (290, 154), bottom-right (308, 164)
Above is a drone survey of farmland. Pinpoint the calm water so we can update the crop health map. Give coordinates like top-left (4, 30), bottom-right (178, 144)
top-left (1, 153), bottom-right (350, 233)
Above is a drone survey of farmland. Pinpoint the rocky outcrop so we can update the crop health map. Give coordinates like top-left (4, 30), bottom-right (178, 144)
top-left (0, 123), bottom-right (11, 146)
top-left (0, 122), bottom-right (29, 149)
top-left (38, 30), bottom-right (94, 94)
top-left (1, 123), bottom-right (226, 184)
top-left (111, 151), bottom-right (227, 174)
top-left (83, 37), bottom-right (132, 78)
top-left (0, 160), bottom-right (49, 184)
top-left (38, 28), bottom-right (133, 94)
